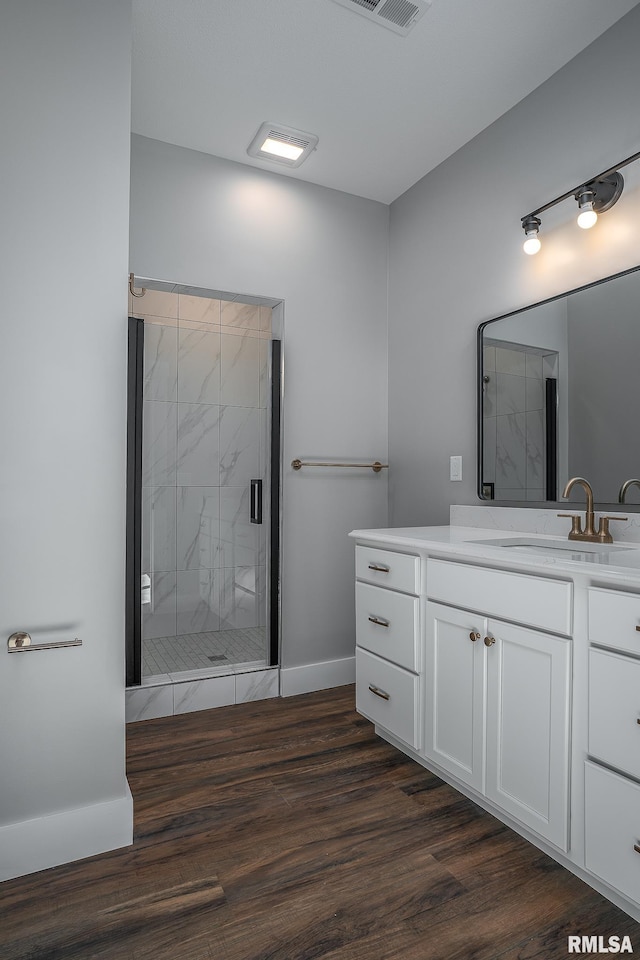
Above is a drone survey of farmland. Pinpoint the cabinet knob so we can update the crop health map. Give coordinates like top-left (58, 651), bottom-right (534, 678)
top-left (484, 636), bottom-right (496, 647)
top-left (469, 631), bottom-right (481, 642)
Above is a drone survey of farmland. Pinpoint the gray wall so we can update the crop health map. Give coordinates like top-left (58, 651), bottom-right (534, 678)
top-left (0, 1), bottom-right (133, 876)
top-left (129, 137), bottom-right (389, 670)
top-left (388, 5), bottom-right (640, 524)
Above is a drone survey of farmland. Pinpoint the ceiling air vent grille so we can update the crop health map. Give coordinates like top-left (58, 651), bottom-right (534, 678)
top-left (378, 0), bottom-right (421, 28)
top-left (265, 130), bottom-right (310, 150)
top-left (330, 0), bottom-right (431, 35)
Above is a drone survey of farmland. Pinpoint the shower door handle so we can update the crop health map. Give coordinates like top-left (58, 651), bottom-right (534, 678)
top-left (250, 479), bottom-right (263, 524)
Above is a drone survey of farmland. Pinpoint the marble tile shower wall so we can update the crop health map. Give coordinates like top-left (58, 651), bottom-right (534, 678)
top-left (135, 290), bottom-right (272, 647)
top-left (483, 342), bottom-right (558, 501)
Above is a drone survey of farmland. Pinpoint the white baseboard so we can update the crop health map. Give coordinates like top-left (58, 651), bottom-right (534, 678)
top-left (0, 786), bottom-right (133, 882)
top-left (280, 656), bottom-right (355, 697)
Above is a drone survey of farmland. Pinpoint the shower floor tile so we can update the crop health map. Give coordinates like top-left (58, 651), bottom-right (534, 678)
top-left (143, 627), bottom-right (267, 678)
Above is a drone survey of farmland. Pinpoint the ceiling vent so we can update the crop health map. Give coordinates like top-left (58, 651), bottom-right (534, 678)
top-left (330, 0), bottom-right (431, 36)
top-left (247, 122), bottom-right (319, 168)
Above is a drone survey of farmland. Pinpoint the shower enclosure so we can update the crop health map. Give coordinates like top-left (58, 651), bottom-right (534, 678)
top-left (126, 283), bottom-right (281, 686)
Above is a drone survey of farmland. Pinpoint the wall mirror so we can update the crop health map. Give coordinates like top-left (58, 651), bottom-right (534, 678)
top-left (477, 264), bottom-right (640, 507)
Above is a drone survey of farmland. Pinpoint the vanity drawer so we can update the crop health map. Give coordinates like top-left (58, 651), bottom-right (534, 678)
top-left (356, 582), bottom-right (419, 671)
top-left (355, 545), bottom-right (420, 595)
top-left (589, 648), bottom-right (640, 780)
top-left (589, 587), bottom-right (640, 656)
top-left (585, 761), bottom-right (640, 906)
top-left (355, 648), bottom-right (419, 749)
top-left (427, 559), bottom-right (572, 635)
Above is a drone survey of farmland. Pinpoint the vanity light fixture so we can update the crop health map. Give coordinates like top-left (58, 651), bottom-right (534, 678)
top-left (520, 151), bottom-right (639, 254)
top-left (247, 122), bottom-right (319, 168)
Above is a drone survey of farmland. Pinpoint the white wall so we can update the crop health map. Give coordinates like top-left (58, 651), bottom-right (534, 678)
top-left (0, 0), bottom-right (133, 879)
top-left (388, 4), bottom-right (640, 524)
top-left (129, 137), bottom-right (389, 674)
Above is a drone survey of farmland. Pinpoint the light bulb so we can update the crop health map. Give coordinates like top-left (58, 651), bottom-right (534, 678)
top-left (523, 233), bottom-right (541, 255)
top-left (577, 202), bottom-right (598, 229)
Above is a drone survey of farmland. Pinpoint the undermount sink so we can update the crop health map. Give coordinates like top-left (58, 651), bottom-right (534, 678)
top-left (473, 536), bottom-right (637, 562)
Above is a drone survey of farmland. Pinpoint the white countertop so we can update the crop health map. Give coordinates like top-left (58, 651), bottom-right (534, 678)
top-left (349, 524), bottom-right (640, 585)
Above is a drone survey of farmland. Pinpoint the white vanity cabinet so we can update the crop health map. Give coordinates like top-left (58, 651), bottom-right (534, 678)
top-left (351, 523), bottom-right (640, 922)
top-left (354, 545), bottom-right (421, 750)
top-left (425, 559), bottom-right (571, 851)
top-left (585, 586), bottom-right (640, 904)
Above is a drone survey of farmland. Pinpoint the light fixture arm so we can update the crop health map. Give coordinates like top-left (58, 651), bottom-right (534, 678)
top-left (521, 148), bottom-right (640, 224)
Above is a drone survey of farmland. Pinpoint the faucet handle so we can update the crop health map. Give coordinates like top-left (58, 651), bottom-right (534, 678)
top-left (557, 513), bottom-right (583, 538)
top-left (597, 515), bottom-right (628, 543)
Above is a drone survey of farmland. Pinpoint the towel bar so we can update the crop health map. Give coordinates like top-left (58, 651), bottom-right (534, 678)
top-left (291, 459), bottom-right (388, 473)
top-left (8, 632), bottom-right (82, 652)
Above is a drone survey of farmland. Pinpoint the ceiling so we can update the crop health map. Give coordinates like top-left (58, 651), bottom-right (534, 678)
top-left (131, 0), bottom-right (640, 204)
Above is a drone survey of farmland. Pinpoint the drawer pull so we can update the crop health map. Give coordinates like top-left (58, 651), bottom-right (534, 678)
top-left (636, 626), bottom-right (640, 633)
top-left (368, 616), bottom-right (390, 628)
top-left (369, 683), bottom-right (390, 701)
top-left (368, 563), bottom-right (390, 573)
top-left (484, 636), bottom-right (496, 647)
top-left (634, 844), bottom-right (640, 856)
top-left (469, 631), bottom-right (481, 642)
top-left (637, 719), bottom-right (640, 726)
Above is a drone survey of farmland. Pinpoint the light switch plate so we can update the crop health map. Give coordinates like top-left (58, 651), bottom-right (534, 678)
top-left (450, 455), bottom-right (462, 481)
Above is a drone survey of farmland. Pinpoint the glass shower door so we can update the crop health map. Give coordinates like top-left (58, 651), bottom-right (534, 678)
top-left (127, 287), bottom-right (277, 683)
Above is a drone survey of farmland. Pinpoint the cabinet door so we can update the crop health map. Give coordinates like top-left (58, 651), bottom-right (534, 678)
top-left (424, 602), bottom-right (485, 791)
top-left (485, 620), bottom-right (570, 851)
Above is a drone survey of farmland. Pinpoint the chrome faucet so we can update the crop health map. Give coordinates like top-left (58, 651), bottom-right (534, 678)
top-left (618, 478), bottom-right (640, 503)
top-left (558, 477), bottom-right (627, 543)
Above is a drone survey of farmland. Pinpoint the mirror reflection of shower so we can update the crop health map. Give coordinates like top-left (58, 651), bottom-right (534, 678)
top-left (482, 339), bottom-right (559, 502)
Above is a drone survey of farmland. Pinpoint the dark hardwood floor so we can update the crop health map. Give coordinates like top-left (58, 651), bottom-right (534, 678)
top-left (2, 685), bottom-right (638, 959)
